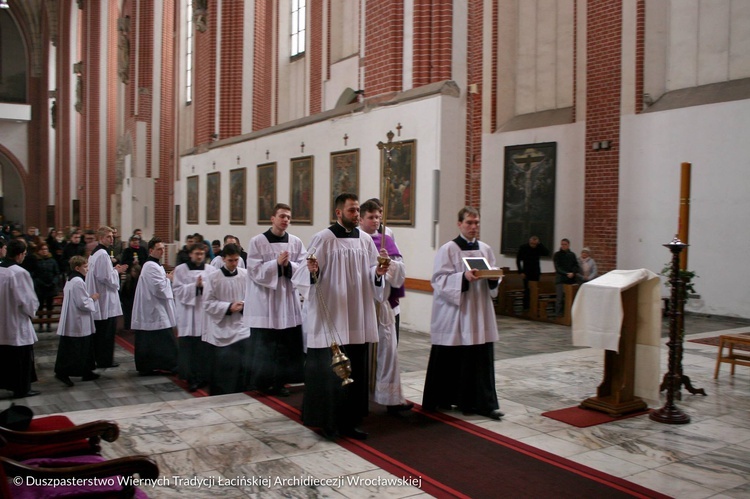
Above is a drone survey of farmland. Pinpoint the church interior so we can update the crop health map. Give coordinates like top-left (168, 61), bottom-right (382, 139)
top-left (1, 0), bottom-right (750, 497)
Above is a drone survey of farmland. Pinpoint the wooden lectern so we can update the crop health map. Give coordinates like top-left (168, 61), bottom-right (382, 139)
top-left (571, 270), bottom-right (661, 417)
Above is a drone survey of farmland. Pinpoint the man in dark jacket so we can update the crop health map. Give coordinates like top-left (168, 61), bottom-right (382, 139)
top-left (516, 236), bottom-right (549, 310)
top-left (553, 238), bottom-right (579, 317)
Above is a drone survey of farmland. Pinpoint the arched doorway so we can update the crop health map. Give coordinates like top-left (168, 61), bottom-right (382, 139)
top-left (0, 151), bottom-right (26, 226)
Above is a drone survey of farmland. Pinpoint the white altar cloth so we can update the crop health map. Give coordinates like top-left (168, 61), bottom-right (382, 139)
top-left (571, 269), bottom-right (662, 401)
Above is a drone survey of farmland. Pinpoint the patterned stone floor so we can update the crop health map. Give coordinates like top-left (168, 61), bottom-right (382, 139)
top-left (3, 313), bottom-right (750, 498)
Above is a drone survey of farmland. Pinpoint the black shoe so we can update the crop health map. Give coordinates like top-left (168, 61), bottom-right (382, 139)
top-left (341, 428), bottom-right (368, 440)
top-left (81, 372), bottom-right (100, 381)
top-left (478, 409), bottom-right (505, 420)
top-left (320, 427), bottom-right (339, 440)
top-left (55, 374), bottom-right (74, 387)
top-left (98, 362), bottom-right (120, 368)
top-left (387, 403), bottom-right (415, 415)
top-left (276, 387), bottom-right (291, 397)
top-left (12, 390), bottom-right (41, 398)
top-left (188, 382), bottom-right (200, 392)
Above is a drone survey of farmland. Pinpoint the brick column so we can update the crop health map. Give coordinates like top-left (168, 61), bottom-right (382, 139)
top-left (465, 0), bottom-right (483, 208)
top-left (584, 0), bottom-right (623, 271)
top-left (219, 1), bottom-right (244, 139)
top-left (252, 0), bottom-right (275, 131)
top-left (412, 0), bottom-right (452, 87)
top-left (309, 0), bottom-right (323, 115)
top-left (194, 1), bottom-right (217, 144)
top-left (153, 0), bottom-right (175, 240)
top-left (364, 0), bottom-right (404, 97)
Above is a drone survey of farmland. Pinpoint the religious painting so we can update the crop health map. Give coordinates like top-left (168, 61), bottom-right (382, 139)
top-left (174, 205), bottom-right (181, 242)
top-left (380, 139), bottom-right (416, 226)
top-left (229, 167), bottom-right (246, 225)
top-left (501, 142), bottom-right (556, 255)
top-left (257, 162), bottom-right (277, 224)
top-left (290, 156), bottom-right (314, 225)
top-left (330, 149), bottom-right (359, 222)
top-left (206, 172), bottom-right (220, 224)
top-left (186, 176), bottom-right (199, 224)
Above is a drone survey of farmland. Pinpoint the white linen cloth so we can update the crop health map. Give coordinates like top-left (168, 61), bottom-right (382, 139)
top-left (571, 268), bottom-right (662, 401)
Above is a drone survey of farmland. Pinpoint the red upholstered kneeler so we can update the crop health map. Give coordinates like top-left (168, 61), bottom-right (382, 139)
top-left (0, 416), bottom-right (119, 460)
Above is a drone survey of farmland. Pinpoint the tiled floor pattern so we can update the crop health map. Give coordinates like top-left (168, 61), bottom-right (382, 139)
top-left (4, 314), bottom-right (750, 498)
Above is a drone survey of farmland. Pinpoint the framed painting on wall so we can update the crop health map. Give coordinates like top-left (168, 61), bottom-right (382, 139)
top-left (206, 172), bottom-right (220, 224)
top-left (186, 176), bottom-right (199, 224)
top-left (229, 168), bottom-right (246, 225)
top-left (257, 162), bottom-right (277, 224)
top-left (380, 139), bottom-right (416, 226)
top-left (290, 156), bottom-right (314, 225)
top-left (330, 149), bottom-right (359, 222)
top-left (501, 142), bottom-right (556, 255)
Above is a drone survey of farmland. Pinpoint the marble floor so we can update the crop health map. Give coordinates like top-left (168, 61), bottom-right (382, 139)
top-left (3, 314), bottom-right (750, 498)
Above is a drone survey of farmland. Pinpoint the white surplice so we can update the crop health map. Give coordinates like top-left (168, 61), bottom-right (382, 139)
top-left (202, 268), bottom-right (250, 347)
top-left (131, 260), bottom-right (176, 331)
top-left (244, 231), bottom-right (306, 329)
top-left (172, 263), bottom-right (218, 338)
top-left (0, 265), bottom-right (39, 346)
top-left (86, 246), bottom-right (123, 320)
top-left (372, 254), bottom-right (407, 406)
top-left (430, 240), bottom-right (500, 346)
top-left (57, 275), bottom-right (96, 338)
top-left (291, 226), bottom-right (383, 349)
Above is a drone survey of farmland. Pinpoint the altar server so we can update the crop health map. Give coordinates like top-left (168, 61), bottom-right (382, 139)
top-left (202, 243), bottom-right (251, 395)
top-left (87, 226), bottom-right (128, 368)
top-left (131, 238), bottom-right (178, 375)
top-left (54, 256), bottom-right (100, 386)
top-left (422, 207), bottom-right (504, 420)
top-left (358, 200), bottom-right (412, 414)
top-left (172, 243), bottom-right (217, 392)
top-left (0, 239), bottom-right (41, 398)
top-left (210, 235), bottom-right (246, 269)
top-left (292, 193), bottom-right (388, 440)
top-left (245, 203), bottom-right (306, 395)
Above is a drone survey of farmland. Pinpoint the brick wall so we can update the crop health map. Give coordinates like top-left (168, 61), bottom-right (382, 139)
top-left (413, 0), bottom-right (452, 87)
top-left (364, 0), bottom-right (403, 97)
top-left (219, 1), bottom-right (243, 139)
top-left (584, 0), bottom-right (623, 272)
top-left (465, 0), bottom-right (483, 208)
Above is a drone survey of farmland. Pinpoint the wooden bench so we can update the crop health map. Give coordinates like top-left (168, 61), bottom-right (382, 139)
top-left (713, 334), bottom-right (750, 379)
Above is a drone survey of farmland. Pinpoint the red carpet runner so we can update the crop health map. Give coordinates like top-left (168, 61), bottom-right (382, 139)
top-left (253, 388), bottom-right (671, 499)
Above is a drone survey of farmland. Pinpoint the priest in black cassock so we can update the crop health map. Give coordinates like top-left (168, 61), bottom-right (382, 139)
top-left (131, 238), bottom-right (178, 375)
top-left (244, 203), bottom-right (306, 395)
top-left (292, 193), bottom-right (389, 440)
top-left (0, 239), bottom-right (41, 398)
top-left (422, 207), bottom-right (504, 420)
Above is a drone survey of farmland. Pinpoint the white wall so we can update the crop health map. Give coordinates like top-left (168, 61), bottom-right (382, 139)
top-left (619, 100), bottom-right (750, 318)
top-left (482, 122), bottom-right (586, 273)
top-left (180, 93), bottom-right (464, 333)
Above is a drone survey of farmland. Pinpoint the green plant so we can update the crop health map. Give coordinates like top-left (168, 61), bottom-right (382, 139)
top-left (660, 263), bottom-right (699, 296)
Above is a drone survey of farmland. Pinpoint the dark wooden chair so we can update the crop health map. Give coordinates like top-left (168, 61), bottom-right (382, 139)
top-left (0, 420), bottom-right (157, 498)
top-left (0, 416), bottom-right (119, 460)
